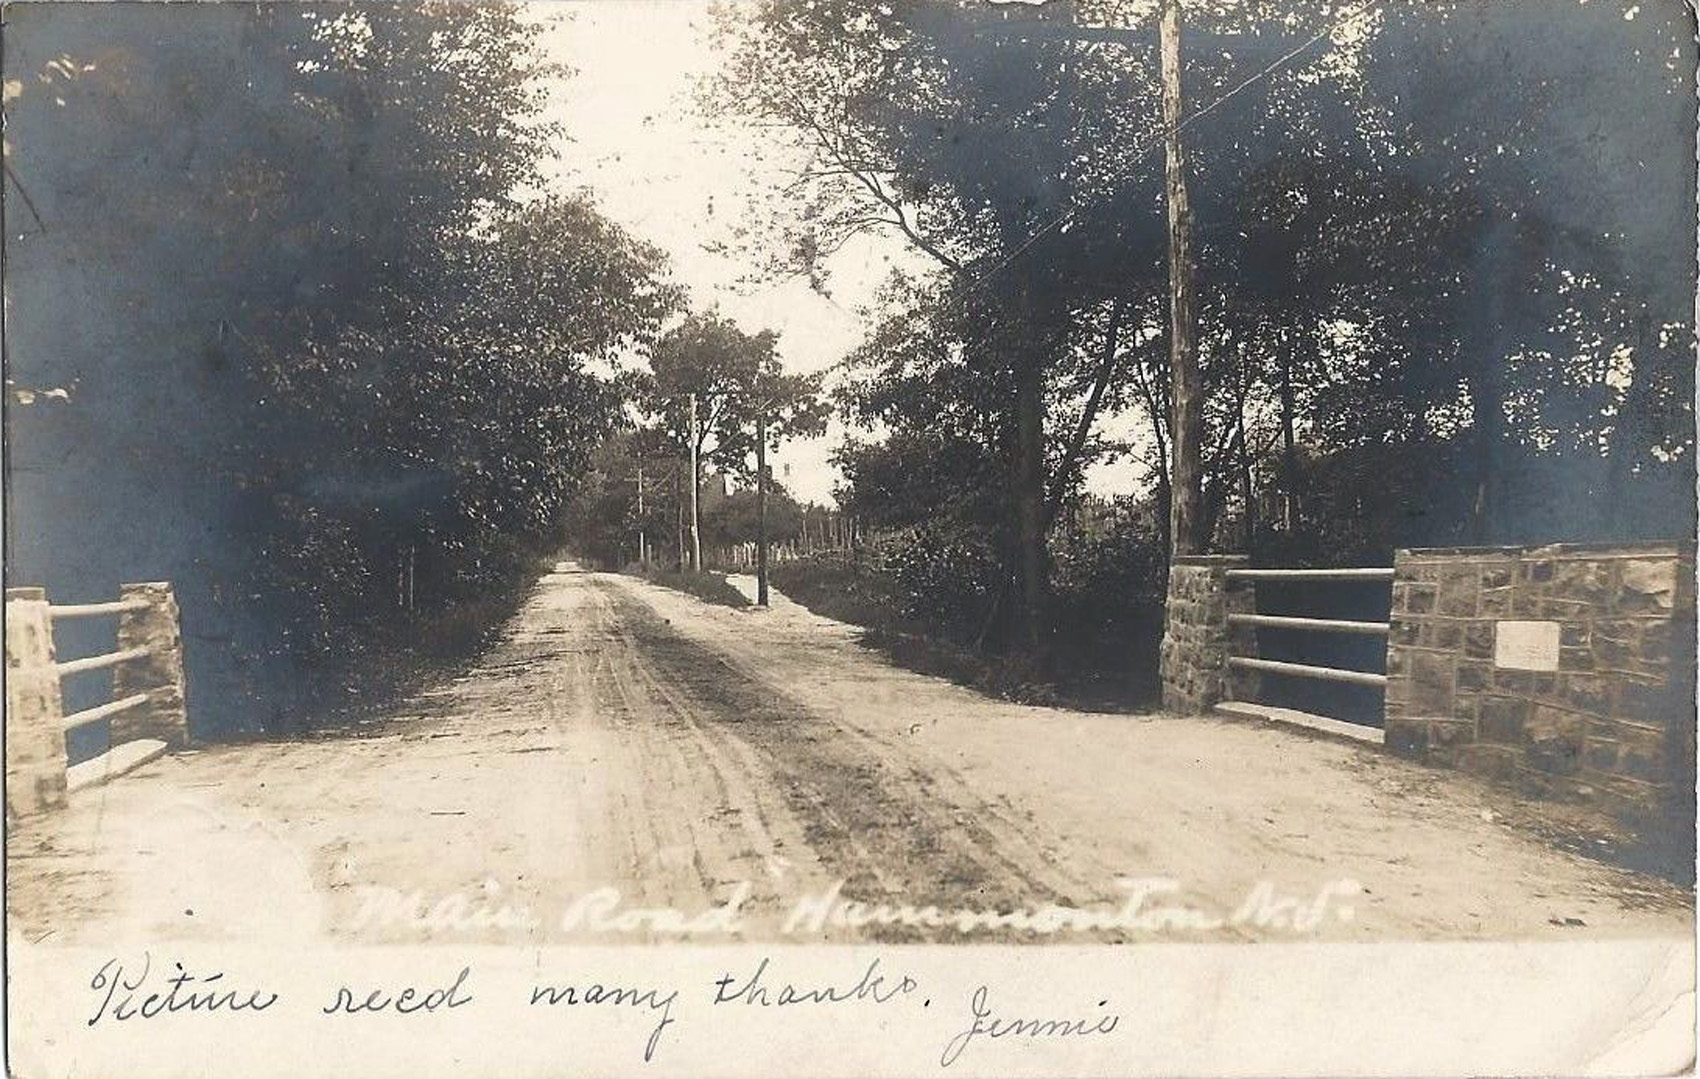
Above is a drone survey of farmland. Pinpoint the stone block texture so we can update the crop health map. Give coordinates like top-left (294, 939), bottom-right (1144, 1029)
top-left (1160, 555), bottom-right (1256, 713)
top-left (112, 582), bottom-right (193, 746)
top-left (5, 597), bottom-right (68, 820)
top-left (1385, 542), bottom-right (1695, 820)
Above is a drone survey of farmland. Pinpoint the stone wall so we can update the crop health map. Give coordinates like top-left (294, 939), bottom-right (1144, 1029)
top-left (1159, 555), bottom-right (1256, 713)
top-left (1384, 543), bottom-right (1696, 820)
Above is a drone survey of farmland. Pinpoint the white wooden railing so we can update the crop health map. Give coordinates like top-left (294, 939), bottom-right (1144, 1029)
top-left (1224, 567), bottom-right (1393, 690)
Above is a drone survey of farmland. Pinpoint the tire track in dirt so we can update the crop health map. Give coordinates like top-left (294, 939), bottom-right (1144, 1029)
top-left (679, 615), bottom-right (1262, 941)
top-left (575, 582), bottom-right (885, 939)
top-left (590, 578), bottom-right (1166, 943)
top-left (579, 584), bottom-right (812, 924)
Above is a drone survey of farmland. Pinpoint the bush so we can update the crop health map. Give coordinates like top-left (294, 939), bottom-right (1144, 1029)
top-left (1048, 500), bottom-right (1168, 703)
top-left (877, 525), bottom-right (1000, 639)
top-left (769, 501), bottom-right (1170, 709)
top-left (1050, 501), bottom-right (1167, 645)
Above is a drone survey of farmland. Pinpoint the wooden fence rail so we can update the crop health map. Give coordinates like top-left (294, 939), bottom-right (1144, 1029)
top-left (1224, 567), bottom-right (1397, 581)
top-left (1227, 655), bottom-right (1389, 688)
top-left (1222, 566), bottom-right (1394, 727)
top-left (1227, 613), bottom-right (1390, 635)
top-left (4, 582), bottom-right (191, 820)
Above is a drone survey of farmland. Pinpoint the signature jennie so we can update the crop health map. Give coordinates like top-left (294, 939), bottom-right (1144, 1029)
top-left (940, 985), bottom-right (1119, 1067)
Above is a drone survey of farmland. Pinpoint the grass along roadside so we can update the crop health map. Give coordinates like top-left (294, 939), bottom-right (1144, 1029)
top-left (621, 564), bottom-right (750, 610)
top-left (768, 554), bottom-right (1158, 712)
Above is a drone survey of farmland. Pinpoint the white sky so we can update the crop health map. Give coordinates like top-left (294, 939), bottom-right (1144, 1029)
top-left (533, 0), bottom-right (1146, 505)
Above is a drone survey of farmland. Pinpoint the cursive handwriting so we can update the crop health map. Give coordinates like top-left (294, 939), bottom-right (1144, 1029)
top-left (713, 956), bottom-right (918, 1007)
top-left (940, 985), bottom-right (1119, 1068)
top-left (529, 979), bottom-right (680, 1062)
top-left (87, 954), bottom-right (279, 1026)
top-left (321, 966), bottom-right (473, 1015)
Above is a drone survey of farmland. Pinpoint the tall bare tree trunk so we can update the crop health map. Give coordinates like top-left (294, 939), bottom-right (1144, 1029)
top-left (1278, 334), bottom-right (1298, 532)
top-left (756, 411), bottom-right (770, 606)
top-left (688, 392), bottom-right (703, 572)
top-left (636, 462), bottom-right (647, 565)
top-left (1043, 299), bottom-right (1124, 530)
top-left (1015, 350), bottom-right (1047, 654)
top-left (1161, 0), bottom-right (1204, 557)
top-left (675, 463), bottom-right (685, 569)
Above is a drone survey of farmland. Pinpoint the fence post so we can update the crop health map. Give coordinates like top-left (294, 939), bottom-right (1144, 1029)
top-left (5, 592), bottom-right (68, 819)
top-left (111, 582), bottom-right (191, 747)
top-left (1159, 554), bottom-right (1251, 714)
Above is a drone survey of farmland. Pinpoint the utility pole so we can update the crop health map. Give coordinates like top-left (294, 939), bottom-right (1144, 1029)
top-left (635, 462), bottom-right (647, 566)
top-left (1161, 0), bottom-right (1203, 558)
top-left (687, 392), bottom-right (702, 572)
top-left (675, 467), bottom-right (685, 570)
top-left (755, 410), bottom-right (769, 607)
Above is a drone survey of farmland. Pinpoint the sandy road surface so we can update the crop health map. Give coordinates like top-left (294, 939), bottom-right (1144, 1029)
top-left (8, 563), bottom-right (1690, 946)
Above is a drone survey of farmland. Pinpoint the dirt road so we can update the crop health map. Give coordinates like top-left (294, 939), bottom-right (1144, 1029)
top-left (8, 562), bottom-right (1690, 946)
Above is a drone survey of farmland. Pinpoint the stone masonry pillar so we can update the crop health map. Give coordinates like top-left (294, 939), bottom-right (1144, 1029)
top-left (6, 592), bottom-right (69, 819)
top-left (1160, 554), bottom-right (1253, 713)
top-left (111, 582), bottom-right (192, 746)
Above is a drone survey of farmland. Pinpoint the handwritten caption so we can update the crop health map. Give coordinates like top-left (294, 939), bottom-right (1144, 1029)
top-left (88, 952), bottom-right (1124, 1067)
top-left (82, 879), bottom-right (1361, 1067)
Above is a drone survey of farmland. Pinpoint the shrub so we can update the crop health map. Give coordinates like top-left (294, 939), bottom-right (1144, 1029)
top-left (878, 526), bottom-right (999, 639)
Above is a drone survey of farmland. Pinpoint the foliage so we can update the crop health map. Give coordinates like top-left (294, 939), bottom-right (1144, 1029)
top-left (700, 487), bottom-right (809, 552)
top-left (4, 3), bottom-right (675, 731)
top-left (707, 0), bottom-right (1696, 687)
top-left (565, 432), bottom-right (686, 570)
top-left (703, 0), bottom-right (1397, 650)
top-left (564, 431), bottom-right (818, 570)
top-left (637, 311), bottom-right (827, 478)
top-left (879, 526), bottom-right (1002, 635)
top-left (770, 501), bottom-right (1167, 708)
top-left (629, 310), bottom-right (826, 570)
top-left (1049, 498), bottom-right (1168, 646)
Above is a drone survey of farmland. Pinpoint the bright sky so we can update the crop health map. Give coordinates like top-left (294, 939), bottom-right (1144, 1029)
top-left (533, 0), bottom-right (1146, 505)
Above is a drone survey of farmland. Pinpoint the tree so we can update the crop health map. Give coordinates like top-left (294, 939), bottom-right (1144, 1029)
top-left (637, 312), bottom-right (824, 572)
top-left (244, 190), bottom-right (675, 597)
top-left (706, 0), bottom-right (1157, 653)
top-left (709, 0), bottom-right (1694, 693)
top-left (4, 3), bottom-right (676, 731)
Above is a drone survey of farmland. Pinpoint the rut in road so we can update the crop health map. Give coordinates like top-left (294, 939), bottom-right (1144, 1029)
top-left (588, 577), bottom-right (1111, 943)
top-left (17, 566), bottom-right (1682, 949)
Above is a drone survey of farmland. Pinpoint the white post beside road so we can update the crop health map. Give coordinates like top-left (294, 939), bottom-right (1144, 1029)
top-left (5, 592), bottom-right (69, 819)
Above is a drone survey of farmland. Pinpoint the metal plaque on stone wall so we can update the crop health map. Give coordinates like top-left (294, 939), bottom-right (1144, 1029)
top-left (1494, 620), bottom-right (1562, 671)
